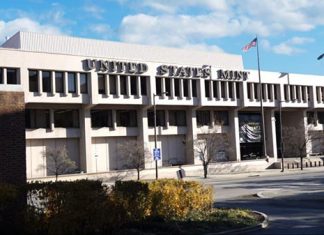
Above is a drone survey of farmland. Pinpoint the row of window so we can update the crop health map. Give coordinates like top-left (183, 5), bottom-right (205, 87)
top-left (205, 80), bottom-right (241, 99)
top-left (285, 84), bottom-right (311, 102)
top-left (307, 111), bottom-right (324, 125)
top-left (156, 77), bottom-right (198, 97)
top-left (0, 67), bottom-right (19, 84)
top-left (26, 109), bottom-right (229, 129)
top-left (247, 83), bottom-right (280, 100)
top-left (29, 70), bottom-right (88, 94)
top-left (98, 74), bottom-right (147, 96)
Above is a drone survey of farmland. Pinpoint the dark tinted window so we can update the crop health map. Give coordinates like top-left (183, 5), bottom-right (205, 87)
top-left (29, 70), bottom-right (38, 92)
top-left (80, 73), bottom-right (88, 94)
top-left (169, 110), bottom-right (186, 126)
top-left (197, 110), bottom-right (210, 126)
top-left (25, 109), bottom-right (50, 129)
top-left (55, 72), bottom-right (64, 93)
top-left (7, 69), bottom-right (18, 84)
top-left (91, 110), bottom-right (113, 127)
top-left (98, 74), bottom-right (106, 94)
top-left (148, 110), bottom-right (165, 127)
top-left (42, 71), bottom-right (51, 93)
top-left (54, 109), bottom-right (79, 128)
top-left (116, 110), bottom-right (137, 127)
top-left (68, 72), bottom-right (76, 93)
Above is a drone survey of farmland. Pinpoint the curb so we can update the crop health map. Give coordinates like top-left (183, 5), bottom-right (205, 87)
top-left (206, 210), bottom-right (269, 235)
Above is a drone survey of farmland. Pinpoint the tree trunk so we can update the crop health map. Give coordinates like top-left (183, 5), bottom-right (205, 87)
top-left (300, 156), bottom-right (303, 170)
top-left (137, 169), bottom-right (140, 181)
top-left (203, 164), bottom-right (208, 178)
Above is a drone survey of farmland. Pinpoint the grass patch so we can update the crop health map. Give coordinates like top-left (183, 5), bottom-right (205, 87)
top-left (113, 208), bottom-right (262, 235)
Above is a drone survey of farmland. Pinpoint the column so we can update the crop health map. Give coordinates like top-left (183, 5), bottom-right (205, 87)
top-left (161, 77), bottom-right (166, 98)
top-left (186, 108), bottom-right (199, 164)
top-left (2, 68), bottom-right (7, 84)
top-left (265, 109), bottom-right (277, 161)
top-left (116, 75), bottom-right (120, 97)
top-left (79, 106), bottom-right (93, 173)
top-left (229, 109), bottom-right (241, 161)
top-left (250, 83), bottom-right (255, 100)
top-left (136, 76), bottom-right (141, 98)
top-left (303, 86), bottom-right (308, 103)
top-left (51, 71), bottom-right (56, 96)
top-left (232, 82), bottom-right (236, 100)
top-left (224, 81), bottom-right (229, 100)
top-left (126, 75), bottom-right (131, 97)
top-left (270, 84), bottom-right (275, 101)
top-left (64, 72), bottom-right (68, 96)
top-left (179, 79), bottom-right (184, 99)
top-left (216, 81), bottom-right (221, 100)
top-left (38, 70), bottom-right (43, 94)
top-left (170, 77), bottom-right (175, 98)
top-left (188, 79), bottom-right (192, 99)
top-left (209, 80), bottom-right (213, 99)
top-left (138, 107), bottom-right (152, 169)
top-left (105, 74), bottom-right (109, 97)
top-left (76, 72), bottom-right (80, 96)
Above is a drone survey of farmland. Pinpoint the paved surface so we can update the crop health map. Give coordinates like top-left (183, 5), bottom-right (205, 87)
top-left (196, 168), bottom-right (324, 234)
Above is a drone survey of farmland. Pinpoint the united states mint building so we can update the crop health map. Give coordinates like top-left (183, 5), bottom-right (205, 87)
top-left (1, 31), bottom-right (323, 179)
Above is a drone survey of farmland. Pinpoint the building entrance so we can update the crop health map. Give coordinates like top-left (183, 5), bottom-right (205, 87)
top-left (239, 113), bottom-right (263, 160)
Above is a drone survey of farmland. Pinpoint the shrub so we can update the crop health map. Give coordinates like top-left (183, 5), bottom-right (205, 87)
top-left (25, 180), bottom-right (119, 235)
top-left (149, 179), bottom-right (213, 220)
top-left (112, 181), bottom-right (151, 221)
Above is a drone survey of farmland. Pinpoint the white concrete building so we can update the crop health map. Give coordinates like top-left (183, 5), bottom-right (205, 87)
top-left (1, 31), bottom-right (323, 179)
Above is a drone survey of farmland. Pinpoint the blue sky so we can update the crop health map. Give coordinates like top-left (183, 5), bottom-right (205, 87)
top-left (0, 0), bottom-right (323, 75)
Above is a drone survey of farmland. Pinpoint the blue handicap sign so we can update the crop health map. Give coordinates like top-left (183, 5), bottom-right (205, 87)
top-left (153, 148), bottom-right (161, 161)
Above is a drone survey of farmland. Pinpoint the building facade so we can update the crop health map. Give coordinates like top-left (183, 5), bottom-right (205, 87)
top-left (1, 32), bottom-right (323, 179)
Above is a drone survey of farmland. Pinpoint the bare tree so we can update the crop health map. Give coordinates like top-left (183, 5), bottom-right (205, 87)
top-left (41, 146), bottom-right (77, 181)
top-left (118, 140), bottom-right (151, 180)
top-left (193, 128), bottom-right (230, 178)
top-left (283, 125), bottom-right (323, 170)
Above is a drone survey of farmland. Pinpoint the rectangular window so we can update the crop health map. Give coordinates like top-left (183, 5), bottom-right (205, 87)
top-left (290, 85), bottom-right (294, 100)
top-left (221, 82), bottom-right (226, 98)
top-left (109, 75), bottom-right (117, 95)
top-left (197, 110), bottom-right (210, 126)
top-left (54, 109), bottom-right (79, 128)
top-left (29, 70), bottom-right (38, 92)
top-left (169, 110), bottom-right (186, 126)
top-left (236, 82), bottom-right (241, 99)
top-left (80, 73), bottom-right (88, 94)
top-left (284, 85), bottom-right (289, 101)
top-left (42, 71), bottom-right (51, 93)
top-left (262, 84), bottom-right (266, 100)
top-left (205, 80), bottom-right (210, 98)
top-left (25, 109), bottom-right (50, 129)
top-left (274, 85), bottom-right (279, 100)
top-left (7, 68), bottom-right (18, 84)
top-left (140, 76), bottom-right (147, 95)
top-left (267, 84), bottom-right (272, 100)
top-left (165, 78), bottom-right (171, 96)
top-left (91, 110), bottom-right (113, 127)
top-left (0, 68), bottom-right (2, 84)
top-left (68, 72), bottom-right (76, 93)
top-left (301, 86), bottom-right (306, 101)
top-left (117, 110), bottom-right (137, 127)
top-left (254, 83), bottom-right (259, 100)
top-left (307, 111), bottom-right (315, 125)
top-left (213, 81), bottom-right (218, 98)
top-left (228, 82), bottom-right (233, 99)
top-left (120, 75), bottom-right (127, 95)
top-left (148, 110), bottom-right (165, 127)
top-left (130, 76), bottom-right (137, 95)
top-left (214, 111), bottom-right (229, 126)
top-left (192, 80), bottom-right (197, 97)
top-left (318, 112), bottom-right (324, 124)
top-left (174, 78), bottom-right (180, 97)
top-left (156, 77), bottom-right (162, 95)
top-left (55, 72), bottom-right (64, 93)
top-left (98, 74), bottom-right (106, 94)
top-left (307, 87), bottom-right (311, 101)
top-left (247, 83), bottom-right (252, 99)
top-left (183, 79), bottom-right (189, 97)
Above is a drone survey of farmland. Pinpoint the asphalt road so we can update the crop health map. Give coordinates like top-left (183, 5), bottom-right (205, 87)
top-left (202, 169), bottom-right (324, 235)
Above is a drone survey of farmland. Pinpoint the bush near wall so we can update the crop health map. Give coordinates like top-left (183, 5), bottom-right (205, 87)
top-left (0, 179), bottom-right (213, 235)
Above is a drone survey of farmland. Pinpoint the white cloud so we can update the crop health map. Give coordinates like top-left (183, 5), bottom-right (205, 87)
top-left (83, 3), bottom-right (105, 18)
top-left (271, 37), bottom-right (314, 55)
top-left (0, 17), bottom-right (63, 43)
top-left (88, 24), bottom-right (113, 39)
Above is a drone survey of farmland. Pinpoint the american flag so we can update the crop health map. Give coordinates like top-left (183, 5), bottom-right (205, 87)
top-left (242, 37), bottom-right (257, 52)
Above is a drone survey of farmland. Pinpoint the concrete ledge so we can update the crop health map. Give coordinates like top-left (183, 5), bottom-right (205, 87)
top-left (207, 210), bottom-right (269, 235)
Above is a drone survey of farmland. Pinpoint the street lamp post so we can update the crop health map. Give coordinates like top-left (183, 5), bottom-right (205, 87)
top-left (279, 100), bottom-right (284, 172)
top-left (153, 92), bottom-right (167, 180)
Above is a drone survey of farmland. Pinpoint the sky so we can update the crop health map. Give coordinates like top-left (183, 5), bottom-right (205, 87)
top-left (0, 0), bottom-right (323, 75)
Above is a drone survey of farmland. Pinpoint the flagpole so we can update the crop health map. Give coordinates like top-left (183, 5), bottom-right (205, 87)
top-left (256, 35), bottom-right (267, 157)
